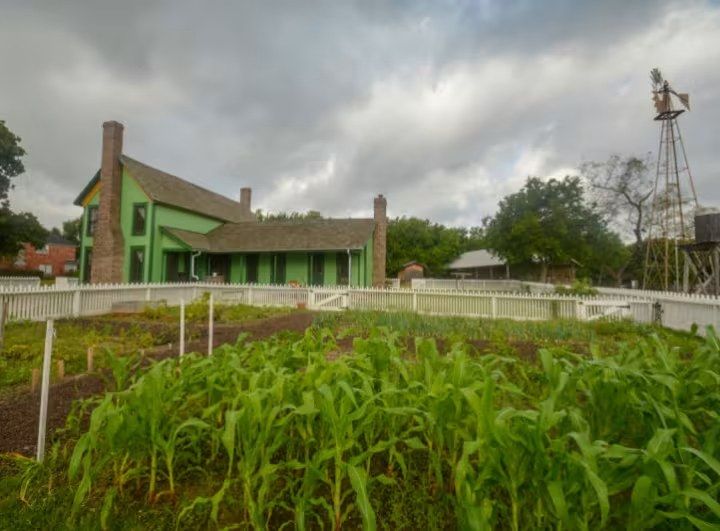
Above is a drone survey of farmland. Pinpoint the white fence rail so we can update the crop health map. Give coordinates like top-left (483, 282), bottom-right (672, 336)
top-left (0, 276), bottom-right (41, 289)
top-left (0, 282), bottom-right (718, 333)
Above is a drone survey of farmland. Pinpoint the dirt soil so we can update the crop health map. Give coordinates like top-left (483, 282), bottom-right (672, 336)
top-left (0, 312), bottom-right (315, 457)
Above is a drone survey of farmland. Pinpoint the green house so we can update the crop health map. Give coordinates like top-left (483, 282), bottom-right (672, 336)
top-left (75, 121), bottom-right (387, 287)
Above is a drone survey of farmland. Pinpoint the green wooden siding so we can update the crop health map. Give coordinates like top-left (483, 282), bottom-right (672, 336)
top-left (77, 169), bottom-right (377, 286)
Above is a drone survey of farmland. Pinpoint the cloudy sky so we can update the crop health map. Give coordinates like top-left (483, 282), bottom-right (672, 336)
top-left (2, 0), bottom-right (719, 229)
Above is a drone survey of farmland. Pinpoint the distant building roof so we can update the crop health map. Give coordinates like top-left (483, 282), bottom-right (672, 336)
top-left (46, 233), bottom-right (77, 247)
top-left (163, 218), bottom-right (375, 253)
top-left (448, 249), bottom-right (505, 269)
top-left (401, 260), bottom-right (427, 269)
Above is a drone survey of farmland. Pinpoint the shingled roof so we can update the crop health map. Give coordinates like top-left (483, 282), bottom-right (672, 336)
top-left (163, 219), bottom-right (375, 253)
top-left (74, 155), bottom-right (254, 223)
top-left (121, 156), bottom-right (254, 223)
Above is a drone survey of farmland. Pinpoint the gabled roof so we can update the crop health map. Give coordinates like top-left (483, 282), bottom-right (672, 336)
top-left (448, 249), bottom-right (505, 269)
top-left (74, 155), bottom-right (255, 223)
top-left (163, 219), bottom-right (375, 253)
top-left (161, 227), bottom-right (211, 251)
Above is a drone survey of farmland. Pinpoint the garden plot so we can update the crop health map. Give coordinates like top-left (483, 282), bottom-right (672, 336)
top-left (1, 311), bottom-right (718, 530)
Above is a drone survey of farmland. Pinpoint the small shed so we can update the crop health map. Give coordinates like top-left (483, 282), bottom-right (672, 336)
top-left (398, 260), bottom-right (427, 284)
top-left (448, 250), bottom-right (509, 279)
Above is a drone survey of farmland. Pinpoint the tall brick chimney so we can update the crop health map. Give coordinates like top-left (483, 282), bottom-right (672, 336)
top-left (91, 121), bottom-right (125, 284)
top-left (372, 194), bottom-right (387, 287)
top-left (239, 187), bottom-right (252, 217)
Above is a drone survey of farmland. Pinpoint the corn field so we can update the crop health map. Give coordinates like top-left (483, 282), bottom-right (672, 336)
top-left (5, 323), bottom-right (720, 529)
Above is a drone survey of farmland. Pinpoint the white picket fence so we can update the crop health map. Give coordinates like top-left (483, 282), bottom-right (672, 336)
top-left (1, 281), bottom-right (719, 332)
top-left (0, 276), bottom-right (41, 288)
top-left (0, 282), bottom-right (638, 325)
top-left (411, 278), bottom-right (720, 332)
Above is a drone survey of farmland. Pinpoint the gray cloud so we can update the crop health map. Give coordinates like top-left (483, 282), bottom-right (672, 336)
top-left (2, 0), bottom-right (719, 230)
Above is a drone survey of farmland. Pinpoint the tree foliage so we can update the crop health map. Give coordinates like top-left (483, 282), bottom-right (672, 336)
top-left (52, 217), bottom-right (81, 245)
top-left (0, 120), bottom-right (47, 256)
top-left (0, 120), bottom-right (26, 206)
top-left (0, 208), bottom-right (47, 256)
top-left (484, 176), bottom-right (624, 281)
top-left (256, 210), bottom-right (324, 222)
top-left (386, 217), bottom-right (484, 276)
top-left (580, 154), bottom-right (654, 246)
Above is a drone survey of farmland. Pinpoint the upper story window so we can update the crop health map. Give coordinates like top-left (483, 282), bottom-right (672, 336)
top-left (86, 205), bottom-right (99, 237)
top-left (132, 203), bottom-right (147, 236)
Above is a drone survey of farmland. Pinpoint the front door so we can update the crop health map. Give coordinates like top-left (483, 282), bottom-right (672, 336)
top-left (309, 253), bottom-right (324, 286)
top-left (208, 254), bottom-right (230, 282)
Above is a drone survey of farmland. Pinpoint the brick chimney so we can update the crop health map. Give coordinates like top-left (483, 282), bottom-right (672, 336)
top-left (372, 194), bottom-right (387, 287)
top-left (91, 121), bottom-right (125, 284)
top-left (239, 187), bottom-right (252, 217)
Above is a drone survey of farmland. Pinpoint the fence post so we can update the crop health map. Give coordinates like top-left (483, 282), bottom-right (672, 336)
top-left (575, 299), bottom-right (585, 320)
top-left (491, 296), bottom-right (497, 318)
top-left (308, 289), bottom-right (315, 310)
top-left (412, 292), bottom-right (417, 312)
top-left (145, 287), bottom-right (152, 302)
top-left (248, 286), bottom-right (254, 306)
top-left (207, 293), bottom-right (214, 356)
top-left (179, 299), bottom-right (185, 357)
top-left (72, 289), bottom-right (81, 317)
top-left (36, 319), bottom-right (54, 462)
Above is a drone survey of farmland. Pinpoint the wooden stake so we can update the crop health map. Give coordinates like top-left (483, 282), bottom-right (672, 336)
top-left (179, 299), bottom-right (185, 357)
top-left (208, 293), bottom-right (214, 356)
top-left (31, 368), bottom-right (40, 393)
top-left (86, 347), bottom-right (94, 373)
top-left (56, 359), bottom-right (65, 380)
top-left (36, 319), bottom-right (54, 462)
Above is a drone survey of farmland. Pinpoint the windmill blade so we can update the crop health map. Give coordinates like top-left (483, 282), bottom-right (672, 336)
top-left (671, 90), bottom-right (690, 110)
top-left (650, 68), bottom-right (664, 87)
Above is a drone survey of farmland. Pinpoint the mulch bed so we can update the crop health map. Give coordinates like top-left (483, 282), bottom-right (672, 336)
top-left (0, 312), bottom-right (315, 457)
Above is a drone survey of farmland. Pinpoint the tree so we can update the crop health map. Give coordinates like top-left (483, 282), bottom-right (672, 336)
top-left (386, 217), bottom-right (483, 276)
top-left (256, 210), bottom-right (324, 222)
top-left (0, 120), bottom-right (47, 256)
top-left (52, 217), bottom-right (81, 245)
top-left (484, 176), bottom-right (623, 282)
top-left (0, 120), bottom-right (26, 207)
top-left (0, 208), bottom-right (47, 256)
top-left (580, 154), bottom-right (654, 247)
top-left (580, 155), bottom-right (655, 283)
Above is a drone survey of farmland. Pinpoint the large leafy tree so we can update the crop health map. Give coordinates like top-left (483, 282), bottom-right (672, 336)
top-left (0, 120), bottom-right (47, 257)
top-left (484, 176), bottom-right (623, 282)
top-left (386, 217), bottom-right (484, 276)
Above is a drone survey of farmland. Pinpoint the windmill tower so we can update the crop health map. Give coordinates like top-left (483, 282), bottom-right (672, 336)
top-left (642, 68), bottom-right (699, 290)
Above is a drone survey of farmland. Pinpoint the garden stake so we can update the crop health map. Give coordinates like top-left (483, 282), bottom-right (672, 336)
top-left (36, 319), bottom-right (54, 462)
top-left (86, 347), bottom-right (94, 373)
top-left (208, 293), bottom-right (214, 356)
top-left (56, 359), bottom-right (64, 380)
top-left (179, 299), bottom-right (185, 357)
top-left (31, 368), bottom-right (40, 393)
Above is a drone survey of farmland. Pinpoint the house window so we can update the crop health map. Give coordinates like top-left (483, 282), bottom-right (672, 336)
top-left (83, 248), bottom-right (93, 282)
top-left (64, 261), bottom-right (78, 274)
top-left (129, 247), bottom-right (145, 283)
top-left (132, 203), bottom-right (147, 235)
top-left (39, 264), bottom-right (53, 276)
top-left (270, 253), bottom-right (286, 284)
top-left (246, 254), bottom-right (259, 283)
top-left (86, 206), bottom-right (99, 236)
top-left (336, 252), bottom-right (350, 285)
top-left (309, 253), bottom-right (324, 286)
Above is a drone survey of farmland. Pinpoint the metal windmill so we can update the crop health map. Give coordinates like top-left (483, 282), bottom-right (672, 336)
top-left (642, 68), bottom-right (699, 291)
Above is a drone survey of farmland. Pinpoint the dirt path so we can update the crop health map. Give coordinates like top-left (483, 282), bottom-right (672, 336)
top-left (0, 312), bottom-right (315, 457)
